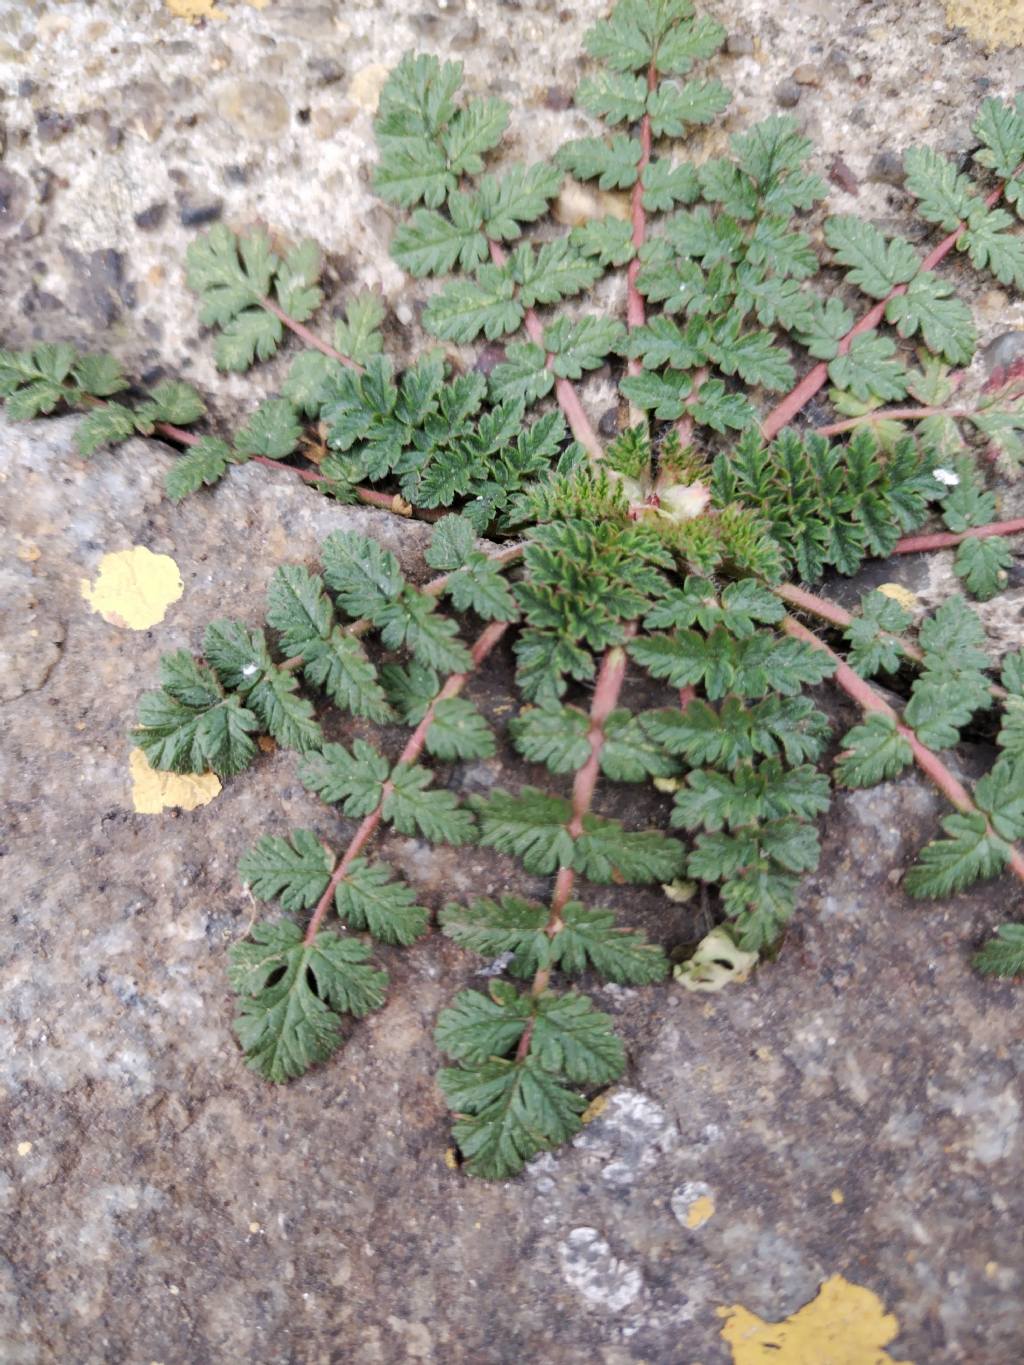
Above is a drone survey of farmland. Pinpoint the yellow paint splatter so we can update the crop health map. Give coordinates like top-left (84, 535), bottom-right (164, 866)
top-left (129, 747), bottom-right (221, 814)
top-left (444, 1148), bottom-right (459, 1170)
top-left (17, 1141), bottom-right (32, 1157)
top-left (718, 1275), bottom-right (912, 1364)
top-left (945, 0), bottom-right (1024, 48)
top-left (81, 546), bottom-right (183, 630)
top-left (831, 1189), bottom-right (845, 1205)
top-left (581, 1092), bottom-right (610, 1124)
top-left (165, 0), bottom-right (269, 18)
top-left (249, 1221), bottom-right (262, 1234)
top-left (877, 583), bottom-right (917, 611)
top-left (686, 1195), bottom-right (716, 1229)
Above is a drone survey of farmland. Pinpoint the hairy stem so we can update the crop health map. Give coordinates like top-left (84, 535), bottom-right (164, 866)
top-left (781, 615), bottom-right (1024, 885)
top-left (812, 405), bottom-right (964, 437)
top-left (761, 172), bottom-right (1021, 442)
top-left (527, 630), bottom-right (636, 998)
top-left (674, 365), bottom-right (709, 447)
top-left (259, 297), bottom-right (362, 372)
top-left (488, 239), bottom-right (605, 462)
top-left (893, 518), bottom-right (1024, 554)
top-left (303, 619), bottom-right (510, 945)
top-left (625, 62), bottom-right (657, 378)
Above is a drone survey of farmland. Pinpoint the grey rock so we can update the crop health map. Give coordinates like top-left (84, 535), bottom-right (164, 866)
top-left (134, 202), bottom-right (167, 231)
top-left (867, 148), bottom-right (907, 186)
top-left (775, 79), bottom-right (802, 109)
top-left (726, 33), bottom-right (754, 55)
top-left (0, 168), bottom-right (28, 236)
top-left (981, 330), bottom-right (1024, 376)
top-left (178, 199), bottom-right (223, 228)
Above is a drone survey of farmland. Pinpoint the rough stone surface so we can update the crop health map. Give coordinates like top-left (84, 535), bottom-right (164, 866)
top-left (2, 1), bottom-right (1024, 1361)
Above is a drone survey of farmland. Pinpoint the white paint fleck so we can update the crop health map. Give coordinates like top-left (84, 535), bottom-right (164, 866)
top-left (558, 1227), bottom-right (642, 1313)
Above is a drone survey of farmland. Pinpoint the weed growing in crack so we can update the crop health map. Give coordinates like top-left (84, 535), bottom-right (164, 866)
top-left (5, 0), bottom-right (1024, 1175)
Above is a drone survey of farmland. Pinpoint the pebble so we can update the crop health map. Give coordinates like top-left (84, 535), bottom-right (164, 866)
top-left (867, 149), bottom-right (906, 187)
top-left (134, 202), bottom-right (168, 231)
top-left (598, 405), bottom-right (620, 438)
top-left (792, 63), bottom-right (821, 86)
top-left (725, 33), bottom-right (754, 56)
top-left (35, 110), bottom-right (73, 144)
top-left (347, 64), bottom-right (390, 113)
top-left (451, 18), bottom-right (481, 50)
top-left (775, 80), bottom-right (802, 109)
top-left (0, 168), bottom-right (29, 235)
top-left (473, 344), bottom-right (507, 378)
top-left (178, 199), bottom-right (222, 228)
top-left (216, 81), bottom-right (289, 138)
top-left (981, 331), bottom-right (1024, 378)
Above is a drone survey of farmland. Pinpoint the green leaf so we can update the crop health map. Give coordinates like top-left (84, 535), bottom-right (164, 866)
top-left (974, 758), bottom-right (1024, 841)
top-left (823, 216), bottom-right (919, 299)
top-left (574, 818), bottom-right (685, 884)
top-left (510, 703), bottom-right (591, 775)
top-left (973, 923), bottom-right (1024, 977)
top-left (490, 342), bottom-right (555, 406)
top-left (146, 380), bottom-right (206, 426)
top-left (577, 70), bottom-right (648, 124)
top-left (442, 96), bottom-right (509, 174)
top-left (904, 146), bottom-right (978, 231)
top-left (844, 590), bottom-right (913, 677)
top-left (690, 378), bottom-right (758, 433)
top-left (374, 140), bottom-right (453, 210)
top-left (619, 368), bottom-right (692, 420)
top-left (658, 14), bottom-right (727, 74)
top-left (795, 297), bottom-right (855, 361)
top-left (274, 239), bottom-right (323, 320)
top-left (435, 986), bottom-right (533, 1064)
top-left (472, 787), bottom-right (575, 873)
top-left (973, 97), bottom-right (1024, 179)
top-left (955, 535), bottom-right (1012, 601)
top-left (884, 273), bottom-right (976, 365)
top-left (834, 712), bottom-right (913, 787)
top-left (438, 1056), bottom-right (586, 1180)
top-left (214, 309), bottom-right (284, 372)
top-left (438, 896), bottom-right (667, 985)
top-left (383, 763), bottom-right (475, 843)
top-left (828, 331), bottom-right (907, 403)
top-left (903, 812), bottom-right (1009, 898)
top-left (571, 217), bottom-right (637, 266)
top-left (963, 207), bottom-right (1024, 289)
top-left (334, 859), bottom-right (429, 945)
top-left (238, 830), bottom-right (333, 911)
top-left (641, 695), bottom-right (830, 769)
top-left (267, 564), bottom-right (392, 720)
top-left (426, 696), bottom-right (496, 761)
top-left (186, 224), bottom-right (269, 321)
top-left (133, 651), bottom-right (259, 777)
top-left (626, 316), bottom-right (706, 370)
top-left (640, 158), bottom-right (700, 212)
top-left (477, 163), bottom-right (563, 240)
top-left (333, 291), bottom-right (387, 367)
top-left (234, 398), bottom-right (302, 459)
top-left (531, 992), bottom-right (625, 1085)
top-left (646, 78), bottom-right (730, 136)
top-left (381, 660), bottom-right (440, 724)
top-left (558, 133), bottom-right (641, 190)
top-left (601, 709), bottom-right (678, 782)
top-left (301, 739), bottom-right (389, 816)
top-left (229, 921), bottom-right (387, 1082)
top-left (391, 204), bottom-right (487, 277)
top-left (373, 588), bottom-right (471, 672)
top-left (321, 530), bottom-right (404, 618)
top-left (72, 353), bottom-right (129, 397)
top-left (75, 404), bottom-right (138, 457)
top-left (164, 436), bottom-right (232, 501)
top-left (282, 351), bottom-right (343, 417)
top-left (543, 316), bottom-right (627, 379)
top-left (511, 239), bottom-right (602, 308)
top-left (423, 263), bottom-right (523, 343)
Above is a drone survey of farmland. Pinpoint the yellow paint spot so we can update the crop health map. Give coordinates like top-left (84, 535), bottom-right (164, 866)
top-left (165, 0), bottom-right (268, 18)
top-left (444, 1148), bottom-right (459, 1171)
top-left (686, 1195), bottom-right (716, 1229)
top-left (347, 64), bottom-right (391, 113)
top-left (581, 1092), bottom-right (610, 1124)
top-left (831, 1189), bottom-right (845, 1205)
top-left (81, 546), bottom-right (183, 629)
top-left (17, 1141), bottom-right (32, 1156)
top-left (129, 747), bottom-right (221, 814)
top-left (877, 583), bottom-right (917, 611)
top-left (718, 1274), bottom-right (912, 1364)
top-left (945, 0), bottom-right (1024, 48)
top-left (249, 1221), bottom-right (261, 1234)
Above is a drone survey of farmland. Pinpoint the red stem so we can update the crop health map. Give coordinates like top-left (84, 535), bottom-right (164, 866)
top-left (761, 173), bottom-right (1018, 442)
top-left (303, 619), bottom-right (510, 945)
top-left (781, 615), bottom-right (1024, 884)
top-left (259, 297), bottom-right (362, 372)
top-left (625, 63), bottom-right (657, 378)
top-left (527, 630), bottom-right (636, 998)
top-left (893, 519), bottom-right (1024, 554)
top-left (812, 405), bottom-right (959, 437)
top-left (488, 239), bottom-right (604, 462)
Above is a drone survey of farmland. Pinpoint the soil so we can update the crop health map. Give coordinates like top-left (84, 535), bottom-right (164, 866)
top-left (1, 2), bottom-right (1023, 1362)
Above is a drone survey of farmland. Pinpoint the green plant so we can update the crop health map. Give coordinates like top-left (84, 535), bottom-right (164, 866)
top-left (5, 0), bottom-right (1024, 1177)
